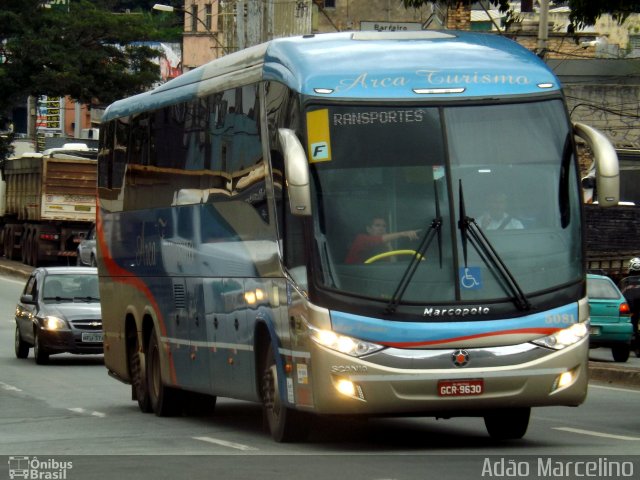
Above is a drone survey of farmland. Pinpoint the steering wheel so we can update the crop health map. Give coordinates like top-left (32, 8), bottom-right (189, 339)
top-left (364, 249), bottom-right (425, 264)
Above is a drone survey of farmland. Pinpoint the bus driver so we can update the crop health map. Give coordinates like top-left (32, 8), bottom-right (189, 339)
top-left (345, 215), bottom-right (419, 264)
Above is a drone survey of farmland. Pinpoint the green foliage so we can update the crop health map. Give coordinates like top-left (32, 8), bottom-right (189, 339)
top-left (401, 0), bottom-right (511, 12)
top-left (568, 0), bottom-right (640, 28)
top-left (400, 0), bottom-right (640, 27)
top-left (0, 0), bottom-right (181, 116)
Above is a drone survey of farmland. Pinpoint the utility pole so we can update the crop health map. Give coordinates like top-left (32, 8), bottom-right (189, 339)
top-left (537, 0), bottom-right (549, 57)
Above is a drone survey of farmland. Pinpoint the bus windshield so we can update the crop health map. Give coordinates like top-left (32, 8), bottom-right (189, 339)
top-left (309, 99), bottom-right (582, 305)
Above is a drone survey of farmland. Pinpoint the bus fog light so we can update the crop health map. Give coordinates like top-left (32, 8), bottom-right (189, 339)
top-left (334, 379), bottom-right (366, 401)
top-left (335, 379), bottom-right (356, 397)
top-left (553, 368), bottom-right (577, 392)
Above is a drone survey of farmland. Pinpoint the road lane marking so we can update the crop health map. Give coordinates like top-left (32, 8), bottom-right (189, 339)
top-left (192, 436), bottom-right (258, 451)
top-left (589, 384), bottom-right (640, 394)
top-left (0, 381), bottom-right (23, 392)
top-left (67, 407), bottom-right (106, 418)
top-left (554, 427), bottom-right (640, 441)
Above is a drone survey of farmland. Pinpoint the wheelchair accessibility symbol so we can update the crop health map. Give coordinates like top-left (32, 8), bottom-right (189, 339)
top-left (460, 267), bottom-right (482, 290)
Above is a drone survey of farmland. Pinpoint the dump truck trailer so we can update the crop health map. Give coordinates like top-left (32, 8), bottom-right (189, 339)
top-left (0, 143), bottom-right (97, 266)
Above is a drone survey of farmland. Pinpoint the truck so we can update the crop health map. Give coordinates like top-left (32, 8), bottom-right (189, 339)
top-left (584, 203), bottom-right (640, 282)
top-left (0, 143), bottom-right (97, 266)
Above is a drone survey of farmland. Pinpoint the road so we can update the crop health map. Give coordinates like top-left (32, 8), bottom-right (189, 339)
top-left (1, 270), bottom-right (640, 479)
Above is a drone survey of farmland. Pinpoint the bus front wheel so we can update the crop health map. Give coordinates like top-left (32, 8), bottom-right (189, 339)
top-left (484, 407), bottom-right (530, 440)
top-left (261, 343), bottom-right (310, 442)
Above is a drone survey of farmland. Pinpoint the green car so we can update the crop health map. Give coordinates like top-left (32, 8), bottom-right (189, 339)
top-left (587, 274), bottom-right (633, 362)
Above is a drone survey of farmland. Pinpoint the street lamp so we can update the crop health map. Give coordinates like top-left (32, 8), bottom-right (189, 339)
top-left (152, 3), bottom-right (229, 57)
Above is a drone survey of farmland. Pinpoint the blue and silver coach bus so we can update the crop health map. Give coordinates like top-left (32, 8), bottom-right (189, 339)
top-left (97, 31), bottom-right (619, 442)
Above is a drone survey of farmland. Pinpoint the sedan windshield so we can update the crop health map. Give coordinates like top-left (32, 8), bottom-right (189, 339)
top-left (309, 99), bottom-right (582, 305)
top-left (43, 275), bottom-right (100, 302)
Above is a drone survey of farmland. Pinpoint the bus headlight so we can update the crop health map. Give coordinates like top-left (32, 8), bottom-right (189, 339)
top-left (310, 327), bottom-right (383, 357)
top-left (532, 322), bottom-right (588, 350)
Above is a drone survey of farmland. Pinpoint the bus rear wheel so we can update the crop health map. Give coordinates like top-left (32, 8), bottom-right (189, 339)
top-left (260, 343), bottom-right (310, 442)
top-left (484, 407), bottom-right (530, 440)
top-left (128, 330), bottom-right (152, 413)
top-left (146, 329), bottom-right (180, 416)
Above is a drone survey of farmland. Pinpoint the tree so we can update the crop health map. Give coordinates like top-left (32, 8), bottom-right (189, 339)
top-left (401, 1), bottom-right (640, 28)
top-left (402, 0), bottom-right (510, 12)
top-left (568, 0), bottom-right (640, 28)
top-left (0, 0), bottom-right (180, 160)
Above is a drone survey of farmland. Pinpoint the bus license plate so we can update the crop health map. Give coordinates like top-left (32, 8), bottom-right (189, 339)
top-left (82, 332), bottom-right (103, 343)
top-left (438, 379), bottom-right (484, 397)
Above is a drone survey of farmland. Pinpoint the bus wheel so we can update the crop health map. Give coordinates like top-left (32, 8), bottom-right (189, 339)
top-left (484, 407), bottom-right (530, 440)
top-left (128, 332), bottom-right (152, 413)
top-left (146, 329), bottom-right (180, 416)
top-left (260, 343), bottom-right (310, 442)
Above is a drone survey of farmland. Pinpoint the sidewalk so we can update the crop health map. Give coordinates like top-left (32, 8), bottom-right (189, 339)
top-left (1, 258), bottom-right (639, 388)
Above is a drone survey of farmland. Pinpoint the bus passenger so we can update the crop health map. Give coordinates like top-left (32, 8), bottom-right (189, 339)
top-left (345, 215), bottom-right (419, 264)
top-left (476, 193), bottom-right (524, 230)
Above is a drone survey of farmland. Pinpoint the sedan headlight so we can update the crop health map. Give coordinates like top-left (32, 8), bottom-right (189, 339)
top-left (42, 316), bottom-right (69, 331)
top-left (532, 322), bottom-right (589, 350)
top-left (309, 327), bottom-right (383, 357)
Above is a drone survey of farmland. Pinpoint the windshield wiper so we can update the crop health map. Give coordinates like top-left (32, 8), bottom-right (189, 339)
top-left (43, 296), bottom-right (74, 302)
top-left (74, 296), bottom-right (100, 302)
top-left (458, 180), bottom-right (532, 311)
top-left (385, 180), bottom-right (443, 314)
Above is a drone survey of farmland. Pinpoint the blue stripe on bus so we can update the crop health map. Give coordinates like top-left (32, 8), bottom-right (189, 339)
top-left (329, 303), bottom-right (578, 346)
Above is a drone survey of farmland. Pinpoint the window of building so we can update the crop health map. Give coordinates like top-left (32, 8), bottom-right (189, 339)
top-left (205, 4), bottom-right (212, 30)
top-left (190, 4), bottom-right (198, 32)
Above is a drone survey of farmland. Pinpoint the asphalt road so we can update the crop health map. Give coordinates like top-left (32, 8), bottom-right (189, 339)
top-left (2, 264), bottom-right (640, 480)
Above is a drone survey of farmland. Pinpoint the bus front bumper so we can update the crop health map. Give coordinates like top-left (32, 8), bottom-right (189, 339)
top-left (297, 338), bottom-right (589, 416)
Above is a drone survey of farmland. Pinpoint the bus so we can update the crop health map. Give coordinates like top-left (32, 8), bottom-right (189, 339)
top-left (97, 31), bottom-right (619, 442)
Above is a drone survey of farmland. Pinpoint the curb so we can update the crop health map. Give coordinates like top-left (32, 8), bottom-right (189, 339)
top-left (589, 362), bottom-right (640, 388)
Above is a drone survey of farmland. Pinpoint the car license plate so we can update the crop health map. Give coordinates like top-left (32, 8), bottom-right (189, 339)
top-left (589, 326), bottom-right (600, 335)
top-left (81, 332), bottom-right (103, 343)
top-left (438, 379), bottom-right (484, 397)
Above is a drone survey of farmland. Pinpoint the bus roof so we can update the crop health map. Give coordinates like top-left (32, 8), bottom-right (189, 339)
top-left (102, 31), bottom-right (561, 122)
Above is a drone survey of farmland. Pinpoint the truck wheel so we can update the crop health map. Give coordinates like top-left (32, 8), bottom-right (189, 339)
top-left (4, 226), bottom-right (14, 260)
top-left (260, 342), bottom-right (310, 442)
top-left (20, 229), bottom-right (29, 264)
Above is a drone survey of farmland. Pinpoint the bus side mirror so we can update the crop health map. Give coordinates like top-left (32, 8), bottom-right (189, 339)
top-left (278, 128), bottom-right (312, 216)
top-left (573, 123), bottom-right (619, 207)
